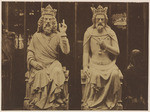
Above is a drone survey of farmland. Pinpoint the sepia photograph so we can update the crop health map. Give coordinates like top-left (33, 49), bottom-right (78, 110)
top-left (1, 1), bottom-right (149, 110)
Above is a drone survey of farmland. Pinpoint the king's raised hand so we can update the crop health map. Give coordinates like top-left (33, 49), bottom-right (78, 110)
top-left (59, 19), bottom-right (67, 35)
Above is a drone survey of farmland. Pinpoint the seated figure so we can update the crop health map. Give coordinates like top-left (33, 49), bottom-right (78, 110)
top-left (25, 5), bottom-right (70, 110)
top-left (81, 5), bottom-right (123, 110)
top-left (123, 49), bottom-right (148, 109)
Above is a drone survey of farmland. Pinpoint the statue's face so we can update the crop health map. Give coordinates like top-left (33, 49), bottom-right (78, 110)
top-left (43, 15), bottom-right (56, 35)
top-left (95, 14), bottom-right (106, 33)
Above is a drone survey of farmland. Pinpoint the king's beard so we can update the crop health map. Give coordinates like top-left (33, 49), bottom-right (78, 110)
top-left (96, 23), bottom-right (106, 33)
top-left (43, 23), bottom-right (53, 35)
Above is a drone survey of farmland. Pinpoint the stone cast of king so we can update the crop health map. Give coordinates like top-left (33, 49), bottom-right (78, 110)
top-left (82, 5), bottom-right (123, 110)
top-left (26, 4), bottom-right (123, 110)
top-left (27, 5), bottom-right (70, 109)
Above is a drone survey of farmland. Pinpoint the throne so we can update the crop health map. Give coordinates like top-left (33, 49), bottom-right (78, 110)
top-left (24, 66), bottom-right (69, 110)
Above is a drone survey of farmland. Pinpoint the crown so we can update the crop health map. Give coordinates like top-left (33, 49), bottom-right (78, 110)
top-left (41, 4), bottom-right (57, 17)
top-left (91, 5), bottom-right (108, 16)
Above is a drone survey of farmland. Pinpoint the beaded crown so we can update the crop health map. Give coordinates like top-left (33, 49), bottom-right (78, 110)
top-left (41, 4), bottom-right (57, 17)
top-left (91, 5), bottom-right (108, 16)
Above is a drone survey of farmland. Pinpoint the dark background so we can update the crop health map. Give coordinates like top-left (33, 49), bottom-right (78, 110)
top-left (2, 2), bottom-right (148, 110)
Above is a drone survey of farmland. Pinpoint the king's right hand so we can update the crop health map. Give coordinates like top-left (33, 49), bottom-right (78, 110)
top-left (30, 60), bottom-right (45, 70)
top-left (59, 19), bottom-right (67, 35)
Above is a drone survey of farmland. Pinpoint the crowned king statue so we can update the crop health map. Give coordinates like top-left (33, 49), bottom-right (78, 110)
top-left (26, 4), bottom-right (70, 110)
top-left (82, 5), bottom-right (123, 110)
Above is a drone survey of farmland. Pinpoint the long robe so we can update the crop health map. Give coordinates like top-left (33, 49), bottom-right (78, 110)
top-left (27, 32), bottom-right (70, 109)
top-left (82, 25), bottom-right (123, 110)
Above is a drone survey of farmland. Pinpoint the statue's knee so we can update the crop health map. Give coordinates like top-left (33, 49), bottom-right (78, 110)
top-left (54, 67), bottom-right (63, 74)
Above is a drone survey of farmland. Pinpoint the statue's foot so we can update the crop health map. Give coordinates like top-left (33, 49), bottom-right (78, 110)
top-left (53, 103), bottom-right (60, 108)
top-left (63, 98), bottom-right (68, 103)
top-left (61, 103), bottom-right (65, 107)
top-left (56, 98), bottom-right (64, 104)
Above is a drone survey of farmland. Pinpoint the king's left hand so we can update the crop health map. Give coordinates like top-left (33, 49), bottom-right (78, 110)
top-left (59, 19), bottom-right (67, 35)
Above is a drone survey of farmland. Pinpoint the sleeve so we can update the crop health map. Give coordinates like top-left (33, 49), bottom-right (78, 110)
top-left (59, 34), bottom-right (70, 54)
top-left (27, 34), bottom-right (36, 70)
